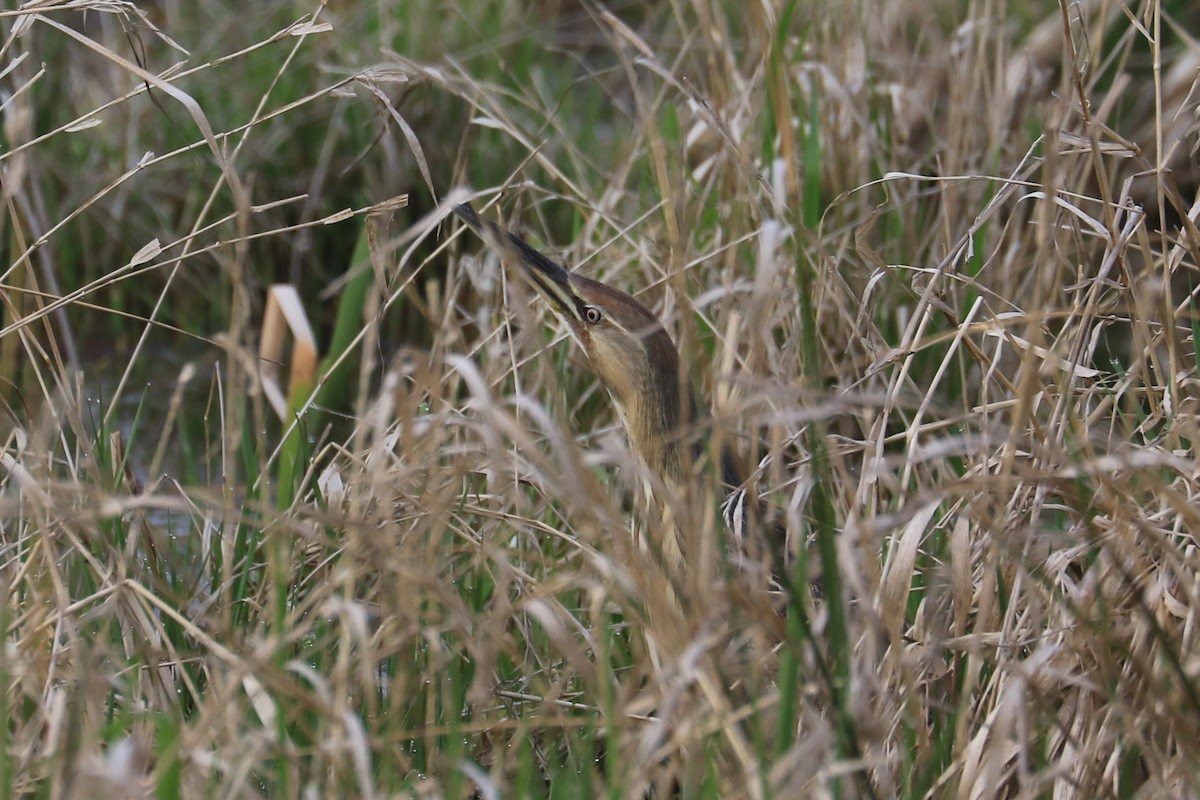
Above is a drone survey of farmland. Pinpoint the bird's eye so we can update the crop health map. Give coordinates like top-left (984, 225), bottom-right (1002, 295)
top-left (583, 305), bottom-right (603, 324)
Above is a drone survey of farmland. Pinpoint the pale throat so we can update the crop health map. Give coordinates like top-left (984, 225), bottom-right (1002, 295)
top-left (609, 381), bottom-right (684, 487)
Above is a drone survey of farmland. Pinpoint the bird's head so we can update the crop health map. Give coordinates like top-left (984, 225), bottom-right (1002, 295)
top-left (454, 203), bottom-right (693, 481)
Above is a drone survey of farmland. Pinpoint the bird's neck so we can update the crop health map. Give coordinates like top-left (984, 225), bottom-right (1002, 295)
top-left (619, 370), bottom-right (695, 487)
top-left (621, 368), bottom-right (747, 493)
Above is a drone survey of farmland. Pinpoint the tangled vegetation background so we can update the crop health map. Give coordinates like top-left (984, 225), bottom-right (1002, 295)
top-left (2, 1), bottom-right (1199, 797)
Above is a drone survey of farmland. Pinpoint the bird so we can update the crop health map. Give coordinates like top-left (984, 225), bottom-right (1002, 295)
top-left (453, 204), bottom-right (802, 792)
top-left (452, 203), bottom-right (777, 574)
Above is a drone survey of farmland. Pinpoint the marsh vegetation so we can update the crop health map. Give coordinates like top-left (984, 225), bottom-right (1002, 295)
top-left (2, 1), bottom-right (1199, 797)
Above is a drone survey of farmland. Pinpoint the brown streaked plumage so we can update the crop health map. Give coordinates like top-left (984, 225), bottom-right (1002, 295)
top-left (455, 205), bottom-right (704, 482)
top-left (453, 204), bottom-right (756, 557)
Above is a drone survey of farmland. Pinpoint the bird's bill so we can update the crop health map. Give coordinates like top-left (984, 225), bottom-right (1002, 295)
top-left (454, 204), bottom-right (584, 324)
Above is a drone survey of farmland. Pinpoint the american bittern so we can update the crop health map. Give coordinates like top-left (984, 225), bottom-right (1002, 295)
top-left (455, 203), bottom-right (794, 792)
top-left (453, 203), bottom-right (772, 568)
